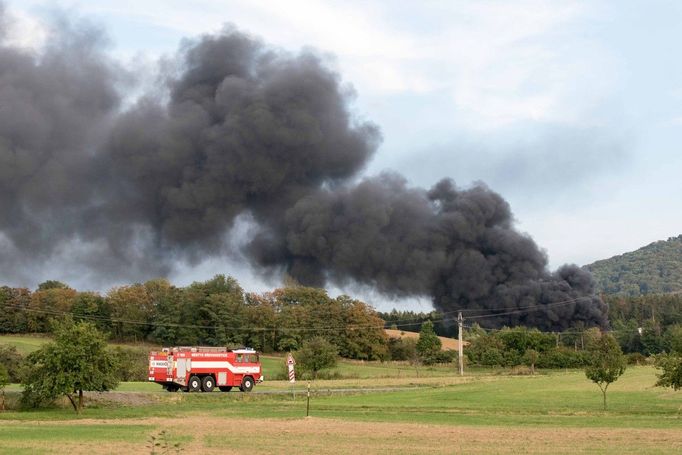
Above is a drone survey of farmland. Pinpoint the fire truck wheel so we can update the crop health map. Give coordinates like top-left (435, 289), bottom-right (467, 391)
top-left (202, 375), bottom-right (215, 392)
top-left (188, 375), bottom-right (202, 392)
top-left (240, 376), bottom-right (254, 392)
top-left (219, 386), bottom-right (232, 392)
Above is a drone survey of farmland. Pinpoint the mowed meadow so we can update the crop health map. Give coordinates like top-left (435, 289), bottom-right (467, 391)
top-left (1, 336), bottom-right (681, 454)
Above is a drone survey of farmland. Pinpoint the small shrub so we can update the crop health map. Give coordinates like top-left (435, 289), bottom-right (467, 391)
top-left (0, 345), bottom-right (23, 383)
top-left (654, 353), bottom-right (682, 390)
top-left (295, 337), bottom-right (338, 379)
top-left (425, 349), bottom-right (457, 365)
top-left (388, 337), bottom-right (417, 362)
top-left (478, 347), bottom-right (506, 367)
top-left (626, 352), bottom-right (647, 365)
top-left (111, 346), bottom-right (149, 381)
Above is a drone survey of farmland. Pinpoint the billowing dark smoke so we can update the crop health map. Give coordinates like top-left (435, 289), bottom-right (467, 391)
top-left (249, 174), bottom-right (607, 330)
top-left (102, 30), bottom-right (379, 255)
top-left (0, 7), bottom-right (144, 282)
top-left (0, 5), bottom-right (607, 329)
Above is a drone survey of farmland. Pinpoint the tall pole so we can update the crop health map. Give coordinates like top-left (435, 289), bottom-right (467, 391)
top-left (458, 311), bottom-right (464, 376)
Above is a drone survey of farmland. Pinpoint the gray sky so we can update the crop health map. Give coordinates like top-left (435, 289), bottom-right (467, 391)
top-left (3, 0), bottom-right (681, 309)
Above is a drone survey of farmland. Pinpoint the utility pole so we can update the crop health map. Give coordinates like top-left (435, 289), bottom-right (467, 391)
top-left (458, 312), bottom-right (464, 376)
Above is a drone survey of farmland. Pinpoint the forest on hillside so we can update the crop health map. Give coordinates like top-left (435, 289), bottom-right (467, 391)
top-left (585, 235), bottom-right (682, 295)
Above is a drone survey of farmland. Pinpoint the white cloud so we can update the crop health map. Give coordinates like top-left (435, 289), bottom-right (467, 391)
top-left (7, 0), bottom-right (617, 129)
top-left (416, 1), bottom-right (615, 129)
top-left (1, 5), bottom-right (47, 50)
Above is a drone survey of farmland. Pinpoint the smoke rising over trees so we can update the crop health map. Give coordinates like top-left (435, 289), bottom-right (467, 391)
top-left (0, 5), bottom-right (607, 329)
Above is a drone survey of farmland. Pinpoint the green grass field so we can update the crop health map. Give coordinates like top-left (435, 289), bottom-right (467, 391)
top-left (0, 334), bottom-right (50, 355)
top-left (1, 335), bottom-right (681, 453)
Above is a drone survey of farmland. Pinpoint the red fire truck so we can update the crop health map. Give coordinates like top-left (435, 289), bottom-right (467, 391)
top-left (148, 346), bottom-right (263, 392)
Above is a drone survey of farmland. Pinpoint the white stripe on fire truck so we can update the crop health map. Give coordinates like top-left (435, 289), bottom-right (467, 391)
top-left (190, 361), bottom-right (259, 374)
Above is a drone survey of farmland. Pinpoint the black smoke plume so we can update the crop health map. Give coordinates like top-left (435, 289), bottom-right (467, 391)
top-left (249, 175), bottom-right (607, 330)
top-left (0, 6), bottom-right (607, 329)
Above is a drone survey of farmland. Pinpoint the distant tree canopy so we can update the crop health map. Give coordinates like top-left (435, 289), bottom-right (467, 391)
top-left (586, 235), bottom-right (682, 296)
top-left (379, 310), bottom-right (457, 338)
top-left (37, 280), bottom-right (71, 291)
top-left (0, 276), bottom-right (388, 361)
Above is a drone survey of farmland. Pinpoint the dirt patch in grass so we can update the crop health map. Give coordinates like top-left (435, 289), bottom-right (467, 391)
top-left (85, 391), bottom-right (173, 407)
top-left (3, 415), bottom-right (681, 454)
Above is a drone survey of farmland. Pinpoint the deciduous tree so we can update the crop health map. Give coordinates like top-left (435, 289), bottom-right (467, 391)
top-left (296, 337), bottom-right (338, 379)
top-left (21, 319), bottom-right (119, 412)
top-left (654, 354), bottom-right (682, 390)
top-left (107, 284), bottom-right (153, 341)
top-left (338, 296), bottom-right (388, 360)
top-left (584, 333), bottom-right (626, 410)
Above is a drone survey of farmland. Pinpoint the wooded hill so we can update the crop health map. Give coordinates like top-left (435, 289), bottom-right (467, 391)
top-left (585, 235), bottom-right (682, 296)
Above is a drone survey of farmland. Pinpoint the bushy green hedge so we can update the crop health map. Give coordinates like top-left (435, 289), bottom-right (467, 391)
top-left (467, 328), bottom-right (591, 369)
top-left (535, 347), bottom-right (587, 369)
top-left (387, 337), bottom-right (417, 361)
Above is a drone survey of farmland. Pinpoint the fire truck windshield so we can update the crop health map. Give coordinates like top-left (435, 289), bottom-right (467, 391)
top-left (237, 353), bottom-right (259, 363)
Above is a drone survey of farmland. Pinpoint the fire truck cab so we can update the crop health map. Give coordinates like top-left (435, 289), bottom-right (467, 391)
top-left (148, 346), bottom-right (263, 393)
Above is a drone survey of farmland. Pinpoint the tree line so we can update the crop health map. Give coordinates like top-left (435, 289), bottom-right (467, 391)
top-left (381, 294), bottom-right (682, 360)
top-left (0, 275), bottom-right (388, 360)
top-left (605, 293), bottom-right (682, 356)
top-left (4, 275), bottom-right (682, 365)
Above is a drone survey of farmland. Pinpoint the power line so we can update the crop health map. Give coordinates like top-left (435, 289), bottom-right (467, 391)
top-left (462, 323), bottom-right (642, 337)
top-left (465, 297), bottom-right (588, 320)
